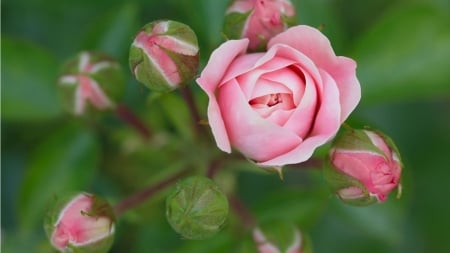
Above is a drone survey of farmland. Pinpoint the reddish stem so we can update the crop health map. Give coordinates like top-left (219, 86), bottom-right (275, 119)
top-left (115, 104), bottom-right (152, 140)
top-left (114, 169), bottom-right (190, 216)
top-left (229, 193), bottom-right (256, 229)
top-left (206, 159), bottom-right (223, 179)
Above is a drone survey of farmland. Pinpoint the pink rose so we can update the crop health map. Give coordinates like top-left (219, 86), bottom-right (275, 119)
top-left (197, 25), bottom-right (360, 167)
top-left (327, 129), bottom-right (403, 204)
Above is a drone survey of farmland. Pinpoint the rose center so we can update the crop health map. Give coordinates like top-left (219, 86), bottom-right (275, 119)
top-left (266, 93), bottom-right (281, 106)
top-left (249, 93), bottom-right (293, 108)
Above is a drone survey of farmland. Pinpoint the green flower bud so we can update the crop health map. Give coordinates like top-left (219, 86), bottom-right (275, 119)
top-left (58, 51), bottom-right (125, 116)
top-left (44, 192), bottom-right (115, 253)
top-left (129, 20), bottom-right (200, 92)
top-left (324, 128), bottom-right (403, 206)
top-left (166, 176), bottom-right (229, 240)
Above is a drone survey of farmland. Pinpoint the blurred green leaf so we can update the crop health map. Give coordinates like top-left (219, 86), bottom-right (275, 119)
top-left (18, 123), bottom-right (99, 230)
top-left (172, 231), bottom-right (234, 253)
top-left (2, 37), bottom-right (62, 121)
top-left (154, 92), bottom-right (195, 140)
top-left (352, 2), bottom-right (450, 105)
top-left (334, 198), bottom-right (405, 245)
top-left (294, 0), bottom-right (347, 52)
top-left (253, 187), bottom-right (328, 226)
top-left (81, 2), bottom-right (139, 59)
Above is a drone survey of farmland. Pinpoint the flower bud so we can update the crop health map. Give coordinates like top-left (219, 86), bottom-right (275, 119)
top-left (44, 192), bottom-right (115, 253)
top-left (325, 128), bottom-right (403, 205)
top-left (223, 0), bottom-right (296, 51)
top-left (253, 221), bottom-right (310, 253)
top-left (58, 51), bottom-right (125, 116)
top-left (166, 176), bottom-right (229, 240)
top-left (129, 20), bottom-right (200, 92)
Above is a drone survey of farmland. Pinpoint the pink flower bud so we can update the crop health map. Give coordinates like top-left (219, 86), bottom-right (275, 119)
top-left (325, 128), bottom-right (403, 205)
top-left (223, 0), bottom-right (296, 51)
top-left (58, 51), bottom-right (125, 116)
top-left (129, 20), bottom-right (200, 92)
top-left (44, 192), bottom-right (115, 253)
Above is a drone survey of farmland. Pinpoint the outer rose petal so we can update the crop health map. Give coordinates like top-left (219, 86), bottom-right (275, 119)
top-left (196, 39), bottom-right (249, 152)
top-left (268, 25), bottom-right (360, 121)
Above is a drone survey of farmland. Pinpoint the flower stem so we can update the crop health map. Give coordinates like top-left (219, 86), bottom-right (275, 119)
top-left (206, 159), bottom-right (256, 229)
top-left (115, 104), bottom-right (152, 140)
top-left (179, 86), bottom-right (203, 135)
top-left (206, 159), bottom-right (223, 179)
top-left (229, 193), bottom-right (256, 229)
top-left (114, 169), bottom-right (190, 216)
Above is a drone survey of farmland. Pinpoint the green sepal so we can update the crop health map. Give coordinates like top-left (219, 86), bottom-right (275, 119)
top-left (223, 11), bottom-right (251, 40)
top-left (332, 128), bottom-right (387, 159)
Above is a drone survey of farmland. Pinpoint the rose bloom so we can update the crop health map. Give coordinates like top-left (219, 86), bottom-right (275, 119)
top-left (197, 25), bottom-right (360, 167)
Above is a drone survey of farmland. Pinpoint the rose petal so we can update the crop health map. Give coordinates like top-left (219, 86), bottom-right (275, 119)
top-left (218, 79), bottom-right (301, 162)
top-left (332, 152), bottom-right (377, 185)
top-left (261, 67), bottom-right (305, 105)
top-left (155, 35), bottom-right (199, 56)
top-left (364, 130), bottom-right (391, 159)
top-left (268, 25), bottom-right (360, 121)
top-left (250, 78), bottom-right (292, 99)
top-left (282, 67), bottom-right (318, 138)
top-left (196, 39), bottom-right (249, 153)
top-left (223, 53), bottom-right (295, 93)
top-left (309, 70), bottom-right (341, 136)
top-left (258, 70), bottom-right (341, 166)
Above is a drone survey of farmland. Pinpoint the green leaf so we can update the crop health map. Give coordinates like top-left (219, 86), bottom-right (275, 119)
top-left (2, 37), bottom-right (62, 121)
top-left (18, 123), bottom-right (99, 230)
top-left (333, 197), bottom-right (405, 245)
top-left (352, 3), bottom-right (450, 105)
top-left (253, 187), bottom-right (328, 226)
top-left (154, 92), bottom-right (195, 140)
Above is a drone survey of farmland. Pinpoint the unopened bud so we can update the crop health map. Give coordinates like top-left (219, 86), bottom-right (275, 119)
top-left (44, 192), bottom-right (115, 253)
top-left (325, 128), bottom-right (403, 206)
top-left (253, 221), bottom-right (310, 253)
top-left (58, 51), bottom-right (125, 116)
top-left (166, 176), bottom-right (229, 240)
top-left (129, 20), bottom-right (200, 92)
top-left (223, 0), bottom-right (296, 51)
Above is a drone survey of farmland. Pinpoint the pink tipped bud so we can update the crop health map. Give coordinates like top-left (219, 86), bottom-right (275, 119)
top-left (58, 51), bottom-right (125, 116)
top-left (223, 0), bottom-right (296, 51)
top-left (44, 192), bottom-right (115, 253)
top-left (325, 128), bottom-right (403, 206)
top-left (252, 221), bottom-right (310, 253)
top-left (129, 20), bottom-right (200, 92)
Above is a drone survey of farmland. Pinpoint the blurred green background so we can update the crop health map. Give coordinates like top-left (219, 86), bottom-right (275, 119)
top-left (2, 0), bottom-right (450, 252)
